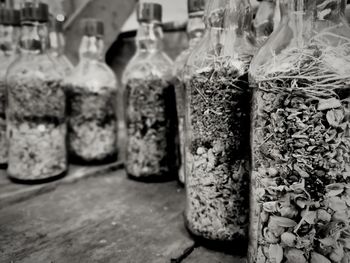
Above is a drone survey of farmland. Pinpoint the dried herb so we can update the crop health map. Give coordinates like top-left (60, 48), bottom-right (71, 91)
top-left (125, 77), bottom-right (178, 181)
top-left (7, 75), bottom-right (67, 180)
top-left (185, 60), bottom-right (251, 242)
top-left (248, 40), bottom-right (350, 263)
top-left (67, 85), bottom-right (118, 163)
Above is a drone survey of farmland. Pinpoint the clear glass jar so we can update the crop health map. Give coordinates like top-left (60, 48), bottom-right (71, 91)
top-left (248, 0), bottom-right (350, 262)
top-left (123, 3), bottom-right (178, 182)
top-left (173, 0), bottom-right (206, 185)
top-left (48, 15), bottom-right (73, 75)
top-left (254, 0), bottom-right (276, 44)
top-left (184, 0), bottom-right (256, 249)
top-left (6, 1), bottom-right (67, 182)
top-left (65, 19), bottom-right (118, 165)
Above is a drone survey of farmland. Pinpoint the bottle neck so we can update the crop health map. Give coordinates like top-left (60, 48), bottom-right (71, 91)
top-left (187, 13), bottom-right (205, 48)
top-left (49, 30), bottom-right (65, 57)
top-left (136, 22), bottom-right (163, 53)
top-left (19, 21), bottom-right (49, 54)
top-left (2, 25), bottom-right (20, 56)
top-left (79, 35), bottom-right (104, 61)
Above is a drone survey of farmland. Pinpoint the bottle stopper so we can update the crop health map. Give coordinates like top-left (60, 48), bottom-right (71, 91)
top-left (20, 1), bottom-right (49, 23)
top-left (82, 18), bottom-right (104, 37)
top-left (137, 2), bottom-right (162, 23)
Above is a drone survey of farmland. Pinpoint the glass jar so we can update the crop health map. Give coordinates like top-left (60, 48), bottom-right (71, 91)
top-left (248, 0), bottom-right (350, 262)
top-left (254, 0), bottom-right (276, 44)
top-left (123, 2), bottom-right (178, 182)
top-left (6, 1), bottom-right (67, 182)
top-left (65, 19), bottom-right (118, 165)
top-left (173, 0), bottom-right (206, 185)
top-left (48, 15), bottom-right (73, 75)
top-left (184, 0), bottom-right (256, 249)
top-left (0, 5), bottom-right (20, 169)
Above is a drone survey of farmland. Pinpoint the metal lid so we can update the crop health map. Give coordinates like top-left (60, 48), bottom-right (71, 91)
top-left (82, 18), bottom-right (104, 37)
top-left (3, 8), bottom-right (20, 25)
top-left (20, 1), bottom-right (49, 23)
top-left (188, 0), bottom-right (206, 14)
top-left (137, 2), bottom-right (162, 23)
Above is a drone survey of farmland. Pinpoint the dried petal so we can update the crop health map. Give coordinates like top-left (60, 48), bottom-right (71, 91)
top-left (310, 252), bottom-right (331, 263)
top-left (281, 232), bottom-right (297, 247)
top-left (269, 244), bottom-right (283, 263)
top-left (302, 210), bottom-right (317, 225)
top-left (270, 216), bottom-right (297, 228)
top-left (263, 201), bottom-right (279, 213)
top-left (326, 109), bottom-right (344, 127)
top-left (318, 98), bottom-right (342, 111)
top-left (285, 248), bottom-right (307, 263)
top-left (330, 244), bottom-right (345, 262)
top-left (317, 209), bottom-right (332, 223)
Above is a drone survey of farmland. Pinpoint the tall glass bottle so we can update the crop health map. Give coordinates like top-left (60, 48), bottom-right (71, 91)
top-left (0, 3), bottom-right (20, 168)
top-left (48, 15), bottom-right (73, 75)
top-left (65, 19), bottom-right (118, 164)
top-left (123, 2), bottom-right (178, 182)
top-left (173, 0), bottom-right (206, 185)
top-left (248, 0), bottom-right (350, 262)
top-left (6, 0), bottom-right (67, 182)
top-left (184, 0), bottom-right (256, 249)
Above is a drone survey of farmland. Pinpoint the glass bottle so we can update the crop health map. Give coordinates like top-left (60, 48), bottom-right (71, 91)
top-left (254, 0), bottom-right (276, 44)
top-left (48, 15), bottom-right (73, 75)
top-left (173, 0), bottom-right (206, 185)
top-left (6, 0), bottom-right (67, 182)
top-left (65, 19), bottom-right (118, 165)
top-left (123, 2), bottom-right (178, 182)
top-left (184, 0), bottom-right (256, 249)
top-left (0, 3), bottom-right (20, 169)
top-left (248, 0), bottom-right (350, 262)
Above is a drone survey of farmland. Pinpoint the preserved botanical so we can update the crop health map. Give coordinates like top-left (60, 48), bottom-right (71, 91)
top-left (66, 19), bottom-right (118, 164)
top-left (123, 2), bottom-right (178, 181)
top-left (173, 0), bottom-right (206, 185)
top-left (6, 1), bottom-right (67, 181)
top-left (184, 0), bottom-right (256, 246)
top-left (248, 0), bottom-right (350, 262)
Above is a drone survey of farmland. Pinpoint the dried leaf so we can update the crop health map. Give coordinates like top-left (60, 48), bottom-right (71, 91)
top-left (318, 98), bottom-right (342, 111)
top-left (294, 164), bottom-right (310, 178)
top-left (285, 248), bottom-right (307, 263)
top-left (319, 237), bottom-right (336, 247)
top-left (269, 244), bottom-right (283, 263)
top-left (263, 201), bottom-right (279, 213)
top-left (302, 210), bottom-right (317, 225)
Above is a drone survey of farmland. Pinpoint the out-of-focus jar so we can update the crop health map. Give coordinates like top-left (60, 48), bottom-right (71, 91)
top-left (248, 0), bottom-right (350, 262)
top-left (65, 19), bottom-right (118, 165)
top-left (122, 2), bottom-right (178, 182)
top-left (6, 0), bottom-right (67, 182)
top-left (0, 3), bottom-right (20, 169)
top-left (173, 0), bottom-right (206, 185)
top-left (184, 0), bottom-right (256, 251)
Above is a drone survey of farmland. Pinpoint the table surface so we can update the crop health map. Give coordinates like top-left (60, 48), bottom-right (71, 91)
top-left (0, 167), bottom-right (246, 263)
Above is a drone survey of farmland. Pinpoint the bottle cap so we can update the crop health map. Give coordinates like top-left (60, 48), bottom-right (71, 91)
top-left (20, 1), bottom-right (49, 23)
top-left (3, 8), bottom-right (20, 25)
top-left (137, 2), bottom-right (162, 23)
top-left (188, 0), bottom-right (206, 14)
top-left (82, 18), bottom-right (104, 37)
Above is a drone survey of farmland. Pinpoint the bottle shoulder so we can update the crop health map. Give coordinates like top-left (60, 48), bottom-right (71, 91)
top-left (123, 50), bottom-right (174, 84)
top-left (7, 53), bottom-right (63, 82)
top-left (65, 59), bottom-right (117, 92)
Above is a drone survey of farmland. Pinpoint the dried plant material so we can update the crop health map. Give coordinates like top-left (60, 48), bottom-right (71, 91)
top-left (185, 58), bottom-right (251, 242)
top-left (248, 28), bottom-right (350, 263)
top-left (7, 74), bottom-right (67, 180)
top-left (67, 85), bottom-right (118, 163)
top-left (125, 78), bottom-right (178, 180)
